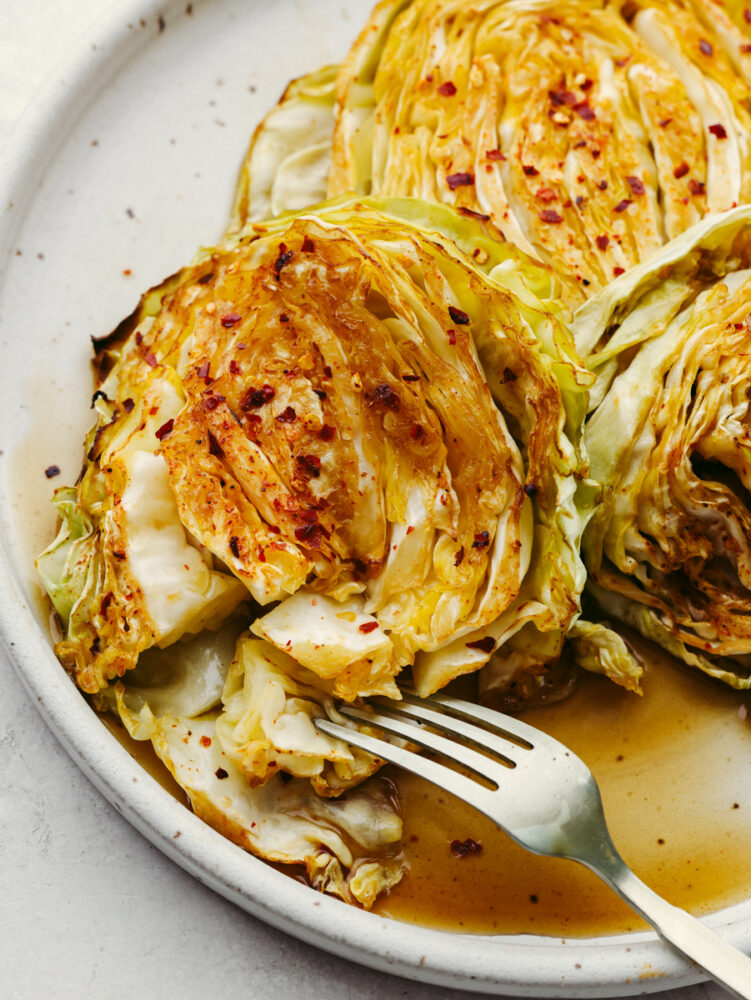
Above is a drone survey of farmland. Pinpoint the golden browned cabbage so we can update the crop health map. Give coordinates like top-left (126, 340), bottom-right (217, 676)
top-left (576, 204), bottom-right (751, 689)
top-left (233, 0), bottom-right (751, 306)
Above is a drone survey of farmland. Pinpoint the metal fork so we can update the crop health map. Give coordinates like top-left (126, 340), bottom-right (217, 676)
top-left (315, 689), bottom-right (751, 999)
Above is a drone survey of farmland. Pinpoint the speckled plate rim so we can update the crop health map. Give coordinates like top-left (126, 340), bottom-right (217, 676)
top-left (0, 1), bottom-right (749, 995)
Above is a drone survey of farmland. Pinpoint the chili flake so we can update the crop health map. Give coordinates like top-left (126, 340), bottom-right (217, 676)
top-left (220, 312), bottom-right (242, 328)
top-left (539, 209), bottom-right (563, 224)
top-left (301, 236), bottom-right (315, 253)
top-left (319, 424), bottom-right (336, 441)
top-left (274, 243), bottom-right (294, 277)
top-left (438, 81), bottom-right (457, 96)
top-left (450, 838), bottom-right (483, 857)
top-left (614, 199), bottom-right (632, 213)
top-left (454, 546), bottom-right (464, 567)
top-left (229, 536), bottom-right (241, 558)
top-left (44, 465), bottom-right (61, 479)
top-left (709, 123), bottom-right (728, 139)
top-left (613, 266), bottom-right (625, 276)
top-left (145, 352), bottom-right (158, 368)
top-left (699, 38), bottom-right (713, 56)
top-left (486, 148), bottom-right (505, 161)
top-left (448, 305), bottom-right (470, 325)
top-left (155, 419), bottom-right (174, 440)
top-left (240, 385), bottom-right (275, 409)
top-left (371, 383), bottom-right (400, 410)
top-left (275, 406), bottom-right (296, 423)
top-left (573, 101), bottom-right (595, 120)
top-left (472, 530), bottom-right (490, 549)
top-left (123, 398), bottom-right (135, 412)
top-left (358, 621), bottom-right (379, 634)
top-left (688, 178), bottom-right (706, 196)
top-left (673, 162), bottom-right (689, 179)
top-left (626, 176), bottom-right (645, 195)
top-left (447, 171), bottom-right (474, 190)
top-left (447, 329), bottom-right (457, 345)
top-left (596, 234), bottom-right (609, 251)
top-left (522, 164), bottom-right (539, 177)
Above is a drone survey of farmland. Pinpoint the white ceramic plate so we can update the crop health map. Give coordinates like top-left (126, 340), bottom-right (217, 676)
top-left (1, 1), bottom-right (749, 995)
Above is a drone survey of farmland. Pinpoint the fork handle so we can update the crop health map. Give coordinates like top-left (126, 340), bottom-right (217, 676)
top-left (595, 858), bottom-right (751, 999)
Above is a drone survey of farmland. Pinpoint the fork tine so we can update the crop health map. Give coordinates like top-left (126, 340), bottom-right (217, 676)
top-left (335, 704), bottom-right (507, 786)
top-left (374, 694), bottom-right (526, 765)
top-left (424, 689), bottom-right (561, 751)
top-left (315, 717), bottom-right (497, 811)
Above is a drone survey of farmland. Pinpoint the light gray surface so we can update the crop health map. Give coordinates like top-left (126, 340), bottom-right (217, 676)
top-left (0, 3), bottom-right (736, 999)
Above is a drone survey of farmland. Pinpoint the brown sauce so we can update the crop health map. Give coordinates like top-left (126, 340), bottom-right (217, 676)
top-left (376, 642), bottom-right (751, 936)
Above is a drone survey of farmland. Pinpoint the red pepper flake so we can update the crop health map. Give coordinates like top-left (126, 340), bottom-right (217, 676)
top-left (536, 186), bottom-right (558, 203)
top-left (573, 101), bottom-right (595, 120)
top-left (595, 180), bottom-right (607, 192)
top-left (438, 80), bottom-right (457, 96)
top-left (447, 171), bottom-right (474, 190)
top-left (449, 305), bottom-right (470, 325)
top-left (240, 384), bottom-right (275, 409)
top-left (454, 546), bottom-right (464, 567)
top-left (319, 424), bottom-right (336, 441)
top-left (296, 454), bottom-right (321, 479)
top-left (100, 592), bottom-right (112, 616)
top-left (208, 432), bottom-right (224, 458)
top-left (197, 361), bottom-right (210, 379)
top-left (215, 768), bottom-right (229, 779)
top-left (199, 735), bottom-right (212, 748)
top-left (410, 423), bottom-right (425, 440)
top-left (267, 524), bottom-right (281, 535)
top-left (614, 55), bottom-right (631, 67)
top-left (614, 199), bottom-right (632, 213)
top-left (591, 148), bottom-right (601, 159)
top-left (745, 9), bottom-right (751, 22)
top-left (145, 352), bottom-right (157, 368)
top-left (229, 360), bottom-right (241, 375)
top-left (613, 266), bottom-right (625, 276)
top-left (472, 530), bottom-right (490, 549)
top-left (314, 388), bottom-right (327, 400)
top-left (709, 123), bottom-right (728, 139)
top-left (580, 78), bottom-right (593, 91)
top-left (155, 419), bottom-right (174, 440)
top-left (294, 523), bottom-right (326, 548)
top-left (673, 161), bottom-right (689, 179)
top-left (197, 271), bottom-right (214, 285)
top-left (203, 393), bottom-right (225, 411)
top-left (699, 38), bottom-right (713, 56)
top-left (402, 373), bottom-right (420, 382)
top-left (447, 329), bottom-right (457, 345)
top-left (135, 331), bottom-right (143, 346)
top-left (659, 118), bottom-right (672, 128)
top-left (539, 209), bottom-right (563, 224)
top-left (502, 367), bottom-right (517, 383)
top-left (466, 636), bottom-right (496, 653)
top-left (688, 178), bottom-right (706, 196)
top-left (274, 243), bottom-right (294, 277)
top-left (122, 397), bottom-right (135, 412)
top-left (229, 535), bottom-right (241, 558)
top-left (279, 313), bottom-right (289, 323)
top-left (741, 43), bottom-right (751, 53)
top-left (358, 621), bottom-right (379, 634)
top-left (486, 148), bottom-right (506, 161)
top-left (275, 406), bottom-right (297, 423)
top-left (595, 234), bottom-right (609, 251)
top-left (237, 342), bottom-right (247, 350)
top-left (522, 164), bottom-right (539, 177)
top-left (220, 312), bottom-right (242, 328)
top-left (301, 236), bottom-right (315, 253)
top-left (450, 838), bottom-right (483, 857)
top-left (549, 89), bottom-right (577, 106)
top-left (44, 465), bottom-right (61, 479)
top-left (371, 383), bottom-right (400, 410)
top-left (626, 176), bottom-right (645, 195)
top-left (323, 365), bottom-right (333, 378)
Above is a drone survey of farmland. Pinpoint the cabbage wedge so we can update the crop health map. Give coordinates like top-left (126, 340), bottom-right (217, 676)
top-left (234, 0), bottom-right (751, 305)
top-left (39, 197), bottom-right (593, 905)
top-left (578, 204), bottom-right (751, 689)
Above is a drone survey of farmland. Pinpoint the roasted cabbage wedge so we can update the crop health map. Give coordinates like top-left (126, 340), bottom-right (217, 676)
top-left (234, 0), bottom-right (751, 305)
top-left (38, 197), bottom-right (597, 903)
top-left (577, 204), bottom-right (751, 689)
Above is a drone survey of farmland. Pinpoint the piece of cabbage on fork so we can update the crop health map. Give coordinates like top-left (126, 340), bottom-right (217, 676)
top-left (38, 197), bottom-right (596, 903)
